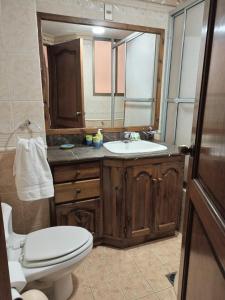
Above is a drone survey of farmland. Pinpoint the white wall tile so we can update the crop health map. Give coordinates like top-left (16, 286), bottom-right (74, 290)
top-left (0, 53), bottom-right (11, 100)
top-left (1, 0), bottom-right (39, 53)
top-left (7, 53), bottom-right (43, 101)
top-left (12, 101), bottom-right (45, 132)
top-left (0, 101), bottom-right (13, 132)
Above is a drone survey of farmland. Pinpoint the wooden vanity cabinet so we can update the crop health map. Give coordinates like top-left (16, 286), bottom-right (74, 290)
top-left (103, 156), bottom-right (184, 247)
top-left (50, 161), bottom-right (102, 245)
top-left (49, 155), bottom-right (184, 248)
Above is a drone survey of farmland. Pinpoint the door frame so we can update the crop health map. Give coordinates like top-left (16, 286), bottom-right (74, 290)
top-left (178, 0), bottom-right (219, 298)
top-left (0, 201), bottom-right (11, 299)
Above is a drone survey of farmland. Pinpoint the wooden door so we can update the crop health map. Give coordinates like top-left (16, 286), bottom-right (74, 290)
top-left (0, 201), bottom-right (11, 299)
top-left (48, 39), bottom-right (84, 128)
top-left (126, 165), bottom-right (156, 238)
top-left (155, 162), bottom-right (184, 233)
top-left (179, 0), bottom-right (225, 298)
top-left (56, 198), bottom-right (102, 240)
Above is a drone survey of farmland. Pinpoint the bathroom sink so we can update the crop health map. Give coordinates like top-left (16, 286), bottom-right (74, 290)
top-left (103, 140), bottom-right (167, 154)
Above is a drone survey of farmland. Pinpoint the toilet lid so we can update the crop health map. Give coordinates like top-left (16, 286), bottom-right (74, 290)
top-left (23, 226), bottom-right (90, 262)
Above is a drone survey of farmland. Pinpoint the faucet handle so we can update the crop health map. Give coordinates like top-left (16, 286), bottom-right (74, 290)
top-left (124, 132), bottom-right (131, 139)
top-left (147, 126), bottom-right (153, 132)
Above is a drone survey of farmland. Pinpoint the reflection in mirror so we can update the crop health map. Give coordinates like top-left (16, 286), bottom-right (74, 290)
top-left (40, 20), bottom-right (162, 129)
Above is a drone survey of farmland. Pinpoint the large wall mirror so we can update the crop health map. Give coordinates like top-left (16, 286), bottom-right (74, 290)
top-left (37, 14), bottom-right (164, 133)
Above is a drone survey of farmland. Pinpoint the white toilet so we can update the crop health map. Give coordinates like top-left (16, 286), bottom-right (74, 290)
top-left (2, 203), bottom-right (93, 300)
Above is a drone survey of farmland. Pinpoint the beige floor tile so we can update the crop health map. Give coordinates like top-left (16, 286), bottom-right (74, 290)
top-left (111, 273), bottom-right (153, 300)
top-left (122, 280), bottom-right (152, 300)
top-left (92, 284), bottom-right (125, 300)
top-left (163, 263), bottom-right (178, 275)
top-left (147, 274), bottom-right (172, 293)
top-left (137, 293), bottom-right (159, 300)
top-left (70, 285), bottom-right (94, 300)
top-left (156, 288), bottom-right (177, 300)
top-left (138, 263), bottom-right (168, 279)
top-left (71, 235), bottom-right (181, 299)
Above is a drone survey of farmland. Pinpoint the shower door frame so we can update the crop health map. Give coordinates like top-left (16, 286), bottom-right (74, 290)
top-left (161, 0), bottom-right (206, 143)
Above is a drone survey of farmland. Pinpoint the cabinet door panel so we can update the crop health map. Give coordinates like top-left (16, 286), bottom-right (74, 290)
top-left (56, 198), bottom-right (102, 239)
top-left (155, 162), bottom-right (183, 232)
top-left (126, 165), bottom-right (156, 238)
top-left (103, 166), bottom-right (125, 238)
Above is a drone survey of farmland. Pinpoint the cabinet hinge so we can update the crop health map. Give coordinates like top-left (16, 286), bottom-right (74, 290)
top-left (125, 170), bottom-right (128, 181)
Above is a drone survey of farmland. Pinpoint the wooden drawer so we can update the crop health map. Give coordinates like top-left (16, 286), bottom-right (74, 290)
top-left (54, 179), bottom-right (100, 204)
top-left (53, 162), bottom-right (100, 183)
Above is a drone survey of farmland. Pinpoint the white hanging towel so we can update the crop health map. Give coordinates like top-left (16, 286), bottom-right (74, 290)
top-left (13, 137), bottom-right (54, 201)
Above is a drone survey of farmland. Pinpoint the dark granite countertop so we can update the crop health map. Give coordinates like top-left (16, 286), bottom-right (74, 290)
top-left (47, 141), bottom-right (182, 165)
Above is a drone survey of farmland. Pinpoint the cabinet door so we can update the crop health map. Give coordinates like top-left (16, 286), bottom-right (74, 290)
top-left (103, 166), bottom-right (125, 238)
top-left (155, 162), bottom-right (183, 233)
top-left (126, 165), bottom-right (157, 238)
top-left (55, 198), bottom-right (102, 240)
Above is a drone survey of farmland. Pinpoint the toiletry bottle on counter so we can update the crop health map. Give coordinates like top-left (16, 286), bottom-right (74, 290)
top-left (85, 134), bottom-right (93, 146)
top-left (97, 129), bottom-right (103, 145)
top-left (93, 136), bottom-right (101, 149)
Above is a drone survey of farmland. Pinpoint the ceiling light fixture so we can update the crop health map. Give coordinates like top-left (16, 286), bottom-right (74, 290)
top-left (92, 26), bottom-right (105, 35)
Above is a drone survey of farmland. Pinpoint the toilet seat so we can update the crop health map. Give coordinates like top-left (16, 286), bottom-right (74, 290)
top-left (22, 226), bottom-right (92, 268)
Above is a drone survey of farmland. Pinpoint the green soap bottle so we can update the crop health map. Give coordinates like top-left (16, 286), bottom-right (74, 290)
top-left (97, 129), bottom-right (103, 145)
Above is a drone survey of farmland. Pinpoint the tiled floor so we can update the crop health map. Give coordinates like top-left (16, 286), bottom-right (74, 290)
top-left (70, 234), bottom-right (182, 300)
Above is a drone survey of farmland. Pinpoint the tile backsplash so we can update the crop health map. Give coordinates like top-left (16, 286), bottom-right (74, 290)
top-left (46, 131), bottom-right (154, 147)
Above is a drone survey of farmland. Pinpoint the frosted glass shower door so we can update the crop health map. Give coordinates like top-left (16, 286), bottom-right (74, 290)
top-left (168, 13), bottom-right (185, 99)
top-left (165, 1), bottom-right (205, 145)
top-left (180, 1), bottom-right (205, 99)
top-left (125, 33), bottom-right (156, 99)
top-left (124, 33), bottom-right (156, 126)
top-left (165, 1), bottom-right (205, 180)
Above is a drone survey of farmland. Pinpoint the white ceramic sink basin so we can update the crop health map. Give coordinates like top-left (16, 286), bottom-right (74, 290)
top-left (103, 140), bottom-right (167, 154)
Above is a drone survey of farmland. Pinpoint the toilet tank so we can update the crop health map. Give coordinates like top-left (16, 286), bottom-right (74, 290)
top-left (1, 202), bottom-right (13, 242)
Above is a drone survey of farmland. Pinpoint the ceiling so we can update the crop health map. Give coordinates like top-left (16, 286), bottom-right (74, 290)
top-left (42, 21), bottom-right (133, 39)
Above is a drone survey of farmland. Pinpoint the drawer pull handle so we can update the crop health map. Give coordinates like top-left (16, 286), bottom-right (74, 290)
top-left (152, 178), bottom-right (158, 183)
top-left (158, 178), bottom-right (163, 182)
top-left (74, 189), bottom-right (81, 198)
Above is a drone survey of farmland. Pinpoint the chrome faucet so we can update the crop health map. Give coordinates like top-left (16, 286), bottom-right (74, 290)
top-left (123, 132), bottom-right (141, 142)
top-left (142, 127), bottom-right (156, 140)
top-left (124, 132), bottom-right (132, 140)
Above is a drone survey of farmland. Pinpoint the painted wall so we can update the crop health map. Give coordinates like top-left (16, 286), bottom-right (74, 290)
top-left (0, 0), bottom-right (174, 233)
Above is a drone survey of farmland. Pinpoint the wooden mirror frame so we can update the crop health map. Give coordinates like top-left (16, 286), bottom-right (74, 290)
top-left (37, 12), bottom-right (165, 136)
